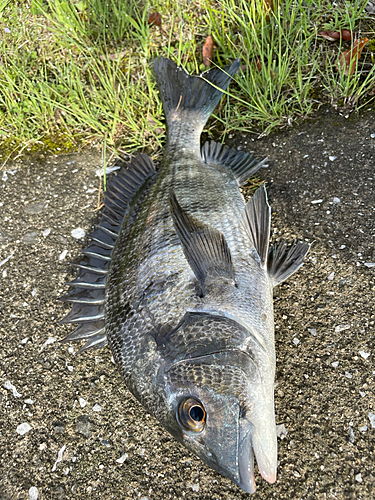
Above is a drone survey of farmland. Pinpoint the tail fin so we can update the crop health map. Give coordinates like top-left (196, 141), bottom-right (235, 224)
top-left (153, 57), bottom-right (240, 129)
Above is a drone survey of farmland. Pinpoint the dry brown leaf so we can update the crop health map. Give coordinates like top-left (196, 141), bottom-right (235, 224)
top-left (319, 29), bottom-right (353, 42)
top-left (337, 37), bottom-right (369, 76)
top-left (148, 12), bottom-right (167, 36)
top-left (202, 35), bottom-right (215, 67)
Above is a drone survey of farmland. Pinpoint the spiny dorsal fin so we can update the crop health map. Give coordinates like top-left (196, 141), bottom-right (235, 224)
top-left (169, 192), bottom-right (235, 296)
top-left (268, 240), bottom-right (310, 286)
top-left (60, 153), bottom-right (158, 352)
top-left (242, 184), bottom-right (271, 265)
top-left (202, 140), bottom-right (268, 186)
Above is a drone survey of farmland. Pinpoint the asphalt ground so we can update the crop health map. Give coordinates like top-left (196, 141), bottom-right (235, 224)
top-left (0, 109), bottom-right (374, 499)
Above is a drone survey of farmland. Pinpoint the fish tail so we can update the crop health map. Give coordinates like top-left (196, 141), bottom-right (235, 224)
top-left (153, 57), bottom-right (240, 133)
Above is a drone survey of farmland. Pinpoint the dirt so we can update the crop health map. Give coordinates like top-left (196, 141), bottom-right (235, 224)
top-left (0, 109), bottom-right (374, 500)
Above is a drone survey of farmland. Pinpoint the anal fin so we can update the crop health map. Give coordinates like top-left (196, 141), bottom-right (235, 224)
top-left (202, 140), bottom-right (268, 185)
top-left (242, 185), bottom-right (271, 265)
top-left (169, 192), bottom-right (235, 296)
top-left (268, 240), bottom-right (310, 286)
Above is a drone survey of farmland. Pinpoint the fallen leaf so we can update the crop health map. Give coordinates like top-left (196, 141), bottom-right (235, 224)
top-left (148, 12), bottom-right (167, 36)
top-left (202, 35), bottom-right (215, 67)
top-left (319, 29), bottom-right (353, 42)
top-left (148, 12), bottom-right (162, 28)
top-left (337, 37), bottom-right (369, 76)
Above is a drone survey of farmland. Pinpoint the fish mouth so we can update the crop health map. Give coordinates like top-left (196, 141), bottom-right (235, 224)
top-left (238, 416), bottom-right (277, 493)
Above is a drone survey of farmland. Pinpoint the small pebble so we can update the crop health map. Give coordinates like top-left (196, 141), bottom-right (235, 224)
top-left (25, 202), bottom-right (45, 214)
top-left (311, 199), bottom-right (323, 204)
top-left (293, 338), bottom-right (300, 345)
top-left (29, 487), bottom-right (39, 500)
top-left (308, 328), bottom-right (317, 336)
top-left (333, 197), bottom-right (341, 203)
top-left (364, 262), bottom-right (375, 268)
top-left (368, 413), bottom-right (375, 428)
top-left (4, 381), bottom-right (22, 397)
top-left (331, 361), bottom-right (339, 368)
top-left (116, 453), bottom-right (128, 464)
top-left (329, 156), bottom-right (337, 161)
top-left (93, 403), bottom-right (102, 412)
top-left (327, 272), bottom-right (335, 281)
top-left (335, 324), bottom-right (350, 333)
top-left (345, 372), bottom-right (352, 379)
top-left (360, 426), bottom-right (368, 432)
top-left (16, 422), bottom-right (32, 435)
top-left (355, 473), bottom-right (362, 483)
top-left (339, 245), bottom-right (346, 250)
top-left (59, 250), bottom-right (68, 261)
top-left (71, 228), bottom-right (86, 239)
top-left (24, 399), bottom-right (34, 405)
top-left (359, 350), bottom-right (370, 360)
top-left (52, 444), bottom-right (66, 472)
top-left (23, 231), bottom-right (39, 244)
top-left (276, 423), bottom-right (288, 439)
top-left (191, 484), bottom-right (200, 492)
top-left (79, 398), bottom-right (87, 408)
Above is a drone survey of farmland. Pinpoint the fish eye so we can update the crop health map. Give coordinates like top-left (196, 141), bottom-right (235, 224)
top-left (178, 397), bottom-right (206, 432)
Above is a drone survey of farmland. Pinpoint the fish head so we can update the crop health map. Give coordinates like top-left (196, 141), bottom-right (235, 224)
top-left (159, 348), bottom-right (277, 493)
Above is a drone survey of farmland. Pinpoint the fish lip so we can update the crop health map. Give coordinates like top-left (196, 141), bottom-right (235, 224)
top-left (238, 422), bottom-right (256, 493)
top-left (237, 417), bottom-right (277, 493)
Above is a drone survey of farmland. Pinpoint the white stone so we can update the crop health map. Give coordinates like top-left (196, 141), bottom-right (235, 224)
top-left (369, 412), bottom-right (375, 428)
top-left (116, 453), bottom-right (128, 464)
top-left (16, 422), bottom-right (32, 435)
top-left (59, 250), bottom-right (68, 260)
top-left (71, 228), bottom-right (86, 239)
top-left (355, 473), bottom-right (362, 482)
top-left (311, 199), bottom-right (323, 204)
top-left (327, 272), bottom-right (335, 281)
top-left (42, 229), bottom-right (51, 237)
top-left (359, 350), bottom-right (370, 360)
top-left (333, 197), bottom-right (341, 203)
top-left (4, 380), bottom-right (22, 397)
top-left (93, 403), bottom-right (102, 412)
top-left (52, 444), bottom-right (66, 472)
top-left (329, 156), bottom-right (337, 161)
top-left (79, 398), bottom-right (87, 408)
top-left (331, 361), bottom-right (339, 368)
top-left (335, 324), bottom-right (350, 333)
top-left (29, 487), bottom-right (39, 500)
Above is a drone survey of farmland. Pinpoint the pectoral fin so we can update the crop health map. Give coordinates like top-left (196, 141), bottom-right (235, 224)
top-left (268, 240), bottom-right (310, 286)
top-left (242, 185), bottom-right (271, 265)
top-left (169, 192), bottom-right (235, 295)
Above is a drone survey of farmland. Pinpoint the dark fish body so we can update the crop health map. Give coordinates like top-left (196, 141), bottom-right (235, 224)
top-left (61, 57), bottom-right (309, 493)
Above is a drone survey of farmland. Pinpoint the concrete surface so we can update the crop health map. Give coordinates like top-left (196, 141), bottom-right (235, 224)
top-left (0, 109), bottom-right (374, 499)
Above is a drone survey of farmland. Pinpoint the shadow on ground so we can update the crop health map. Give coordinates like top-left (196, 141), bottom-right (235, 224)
top-left (0, 110), bottom-right (374, 499)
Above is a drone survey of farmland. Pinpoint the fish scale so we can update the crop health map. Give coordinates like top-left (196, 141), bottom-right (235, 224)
top-left (60, 56), bottom-right (310, 494)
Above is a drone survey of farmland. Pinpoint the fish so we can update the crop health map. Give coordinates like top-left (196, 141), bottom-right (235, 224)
top-left (60, 56), bottom-right (310, 494)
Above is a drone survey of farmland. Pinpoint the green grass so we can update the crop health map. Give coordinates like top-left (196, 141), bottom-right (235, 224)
top-left (0, 0), bottom-right (374, 162)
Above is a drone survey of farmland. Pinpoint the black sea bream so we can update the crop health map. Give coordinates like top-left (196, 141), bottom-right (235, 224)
top-left (60, 57), bottom-right (309, 493)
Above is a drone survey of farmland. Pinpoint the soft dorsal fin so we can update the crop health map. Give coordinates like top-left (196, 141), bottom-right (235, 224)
top-left (202, 140), bottom-right (268, 186)
top-left (60, 153), bottom-right (158, 353)
top-left (268, 240), bottom-right (310, 286)
top-left (169, 192), bottom-right (235, 295)
top-left (241, 184), bottom-right (271, 264)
